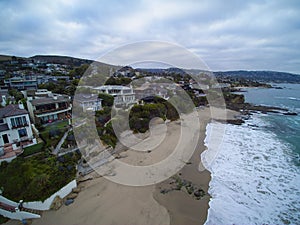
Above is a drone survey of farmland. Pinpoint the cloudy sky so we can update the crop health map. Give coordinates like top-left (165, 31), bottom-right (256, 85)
top-left (1, 0), bottom-right (300, 73)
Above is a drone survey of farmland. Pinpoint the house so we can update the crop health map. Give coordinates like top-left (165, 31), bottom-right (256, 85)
top-left (93, 85), bottom-right (136, 106)
top-left (0, 104), bottom-right (37, 163)
top-left (26, 89), bottom-right (72, 124)
top-left (74, 93), bottom-right (102, 112)
top-left (134, 82), bottom-right (177, 100)
top-left (4, 76), bottom-right (38, 90)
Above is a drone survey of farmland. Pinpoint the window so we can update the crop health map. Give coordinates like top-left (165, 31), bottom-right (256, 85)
top-left (11, 116), bottom-right (27, 127)
top-left (18, 128), bottom-right (27, 138)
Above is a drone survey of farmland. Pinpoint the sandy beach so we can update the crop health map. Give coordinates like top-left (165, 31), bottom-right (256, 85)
top-left (4, 107), bottom-right (240, 225)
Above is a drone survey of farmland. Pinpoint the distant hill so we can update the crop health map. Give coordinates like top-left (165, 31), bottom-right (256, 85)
top-left (2, 53), bottom-right (300, 83)
top-left (0, 54), bottom-right (26, 62)
top-left (214, 70), bottom-right (300, 83)
top-left (30, 55), bottom-right (94, 66)
top-left (136, 67), bottom-right (188, 75)
top-left (0, 55), bottom-right (12, 61)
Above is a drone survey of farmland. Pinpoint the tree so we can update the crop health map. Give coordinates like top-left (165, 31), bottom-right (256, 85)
top-left (68, 64), bottom-right (89, 79)
top-left (8, 89), bottom-right (24, 102)
top-left (98, 93), bottom-right (114, 107)
top-left (105, 77), bottom-right (131, 85)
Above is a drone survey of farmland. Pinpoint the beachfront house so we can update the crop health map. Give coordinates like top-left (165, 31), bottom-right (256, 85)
top-left (74, 93), bottom-right (102, 112)
top-left (93, 85), bottom-right (136, 107)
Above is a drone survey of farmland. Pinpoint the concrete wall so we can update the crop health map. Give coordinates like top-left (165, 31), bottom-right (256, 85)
top-left (26, 99), bottom-right (35, 123)
top-left (0, 180), bottom-right (76, 220)
top-left (0, 208), bottom-right (40, 220)
top-left (0, 196), bottom-right (18, 207)
top-left (22, 180), bottom-right (77, 210)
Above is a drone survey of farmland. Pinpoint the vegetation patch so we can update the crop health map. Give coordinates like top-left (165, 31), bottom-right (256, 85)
top-left (129, 97), bottom-right (179, 133)
top-left (0, 151), bottom-right (80, 202)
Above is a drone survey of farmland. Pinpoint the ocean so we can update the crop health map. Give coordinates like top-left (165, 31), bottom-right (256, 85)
top-left (203, 83), bottom-right (300, 225)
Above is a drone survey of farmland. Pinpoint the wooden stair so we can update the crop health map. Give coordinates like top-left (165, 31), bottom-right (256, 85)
top-left (21, 207), bottom-right (43, 216)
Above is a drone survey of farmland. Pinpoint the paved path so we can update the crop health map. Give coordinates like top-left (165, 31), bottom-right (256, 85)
top-left (52, 128), bottom-right (72, 155)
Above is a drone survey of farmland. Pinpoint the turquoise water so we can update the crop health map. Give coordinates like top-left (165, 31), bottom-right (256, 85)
top-left (242, 83), bottom-right (300, 165)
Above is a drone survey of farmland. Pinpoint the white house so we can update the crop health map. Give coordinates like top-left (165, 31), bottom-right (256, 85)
top-left (74, 93), bottom-right (102, 112)
top-left (0, 104), bottom-right (37, 163)
top-left (93, 85), bottom-right (136, 106)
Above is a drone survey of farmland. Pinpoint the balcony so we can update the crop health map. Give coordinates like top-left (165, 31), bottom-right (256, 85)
top-left (35, 106), bottom-right (72, 118)
top-left (35, 107), bottom-right (69, 115)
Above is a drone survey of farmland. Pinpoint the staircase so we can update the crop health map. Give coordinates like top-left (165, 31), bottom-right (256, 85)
top-left (0, 201), bottom-right (16, 212)
top-left (21, 207), bottom-right (43, 216)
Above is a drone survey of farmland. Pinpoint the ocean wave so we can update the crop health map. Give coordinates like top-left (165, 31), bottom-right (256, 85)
top-left (202, 116), bottom-right (300, 225)
top-left (275, 96), bottom-right (300, 101)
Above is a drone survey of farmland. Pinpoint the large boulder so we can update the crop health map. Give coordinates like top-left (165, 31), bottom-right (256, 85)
top-left (50, 196), bottom-right (63, 210)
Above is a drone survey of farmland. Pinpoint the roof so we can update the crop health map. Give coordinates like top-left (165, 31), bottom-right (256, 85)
top-left (31, 95), bottom-right (70, 106)
top-left (74, 94), bottom-right (101, 103)
top-left (0, 104), bottom-right (28, 118)
top-left (93, 85), bottom-right (131, 90)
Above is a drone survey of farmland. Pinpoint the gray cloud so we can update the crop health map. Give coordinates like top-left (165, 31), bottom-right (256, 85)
top-left (0, 0), bottom-right (299, 73)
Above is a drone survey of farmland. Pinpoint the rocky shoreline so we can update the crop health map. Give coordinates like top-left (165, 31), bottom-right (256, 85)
top-left (222, 90), bottom-right (298, 125)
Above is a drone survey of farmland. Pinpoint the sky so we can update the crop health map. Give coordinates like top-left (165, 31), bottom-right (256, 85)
top-left (0, 0), bottom-right (300, 73)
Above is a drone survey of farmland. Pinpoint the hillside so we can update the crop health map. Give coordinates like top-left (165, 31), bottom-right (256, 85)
top-left (30, 55), bottom-right (94, 66)
top-left (214, 70), bottom-right (300, 83)
top-left (0, 55), bottom-right (26, 62)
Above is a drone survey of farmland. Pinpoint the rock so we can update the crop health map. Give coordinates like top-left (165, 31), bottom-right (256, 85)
top-left (283, 112), bottom-right (298, 116)
top-left (72, 187), bottom-right (81, 193)
top-left (77, 176), bottom-right (93, 183)
top-left (67, 193), bottom-right (78, 199)
top-left (226, 119), bottom-right (244, 125)
top-left (181, 180), bottom-right (188, 186)
top-left (50, 196), bottom-right (63, 210)
top-left (194, 189), bottom-right (205, 198)
top-left (65, 199), bottom-right (74, 206)
top-left (160, 189), bottom-right (168, 194)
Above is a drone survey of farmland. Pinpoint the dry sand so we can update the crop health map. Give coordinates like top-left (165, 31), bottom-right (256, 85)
top-left (4, 107), bottom-right (240, 225)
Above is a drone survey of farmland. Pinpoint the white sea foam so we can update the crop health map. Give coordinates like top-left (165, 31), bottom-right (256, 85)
top-left (202, 115), bottom-right (300, 225)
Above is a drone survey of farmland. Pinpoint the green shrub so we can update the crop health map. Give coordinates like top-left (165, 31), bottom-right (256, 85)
top-left (0, 152), bottom-right (80, 202)
top-left (98, 93), bottom-right (114, 107)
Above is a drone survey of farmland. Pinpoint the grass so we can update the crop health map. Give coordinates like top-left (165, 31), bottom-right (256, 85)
top-left (40, 120), bottom-right (69, 147)
top-left (43, 120), bottom-right (69, 132)
top-left (22, 142), bottom-right (45, 157)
